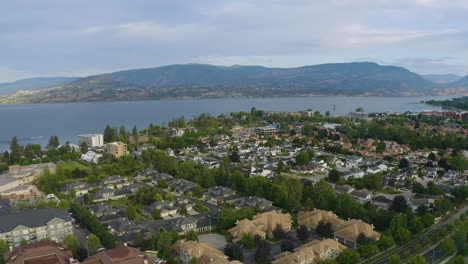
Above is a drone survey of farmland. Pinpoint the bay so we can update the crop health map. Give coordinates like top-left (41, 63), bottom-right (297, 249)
top-left (0, 96), bottom-right (451, 151)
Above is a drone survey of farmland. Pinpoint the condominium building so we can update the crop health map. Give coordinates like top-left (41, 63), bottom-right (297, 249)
top-left (0, 207), bottom-right (73, 247)
top-left (228, 211), bottom-right (292, 240)
top-left (172, 239), bottom-right (243, 264)
top-left (78, 134), bottom-right (104, 147)
top-left (6, 163), bottom-right (56, 185)
top-left (273, 239), bottom-right (346, 264)
top-left (298, 209), bottom-right (381, 249)
top-left (106, 142), bottom-right (128, 158)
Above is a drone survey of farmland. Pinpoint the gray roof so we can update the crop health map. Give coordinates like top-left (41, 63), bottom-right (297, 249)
top-left (0, 207), bottom-right (72, 232)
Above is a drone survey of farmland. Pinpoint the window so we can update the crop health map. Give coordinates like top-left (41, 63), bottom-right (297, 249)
top-left (22, 230), bottom-right (29, 235)
top-left (57, 223), bottom-right (63, 228)
top-left (50, 231), bottom-right (55, 235)
top-left (49, 224), bottom-right (55, 229)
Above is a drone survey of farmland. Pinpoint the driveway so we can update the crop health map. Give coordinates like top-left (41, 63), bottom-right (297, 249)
top-left (199, 234), bottom-right (227, 249)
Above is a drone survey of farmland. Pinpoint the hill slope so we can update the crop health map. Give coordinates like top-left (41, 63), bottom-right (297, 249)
top-left (422, 74), bottom-right (463, 84)
top-left (2, 62), bottom-right (465, 103)
top-left (0, 77), bottom-right (77, 95)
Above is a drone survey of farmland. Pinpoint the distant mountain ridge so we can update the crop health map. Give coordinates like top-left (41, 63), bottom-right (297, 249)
top-left (0, 77), bottom-right (77, 95)
top-left (422, 74), bottom-right (463, 84)
top-left (1, 62), bottom-right (467, 104)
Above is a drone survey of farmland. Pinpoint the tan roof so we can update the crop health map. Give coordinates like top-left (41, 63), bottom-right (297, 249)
top-left (297, 209), bottom-right (344, 229)
top-left (172, 240), bottom-right (240, 264)
top-left (273, 239), bottom-right (345, 264)
top-left (228, 219), bottom-right (266, 238)
top-left (334, 219), bottom-right (381, 241)
top-left (252, 211), bottom-right (292, 232)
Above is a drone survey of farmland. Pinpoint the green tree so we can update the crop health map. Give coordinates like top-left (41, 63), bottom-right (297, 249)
top-left (337, 249), bottom-right (360, 264)
top-left (316, 221), bottom-right (334, 238)
top-left (125, 206), bottom-right (138, 220)
top-left (48, 136), bottom-right (60, 149)
top-left (378, 235), bottom-right (395, 250)
top-left (0, 239), bottom-right (8, 262)
top-left (446, 255), bottom-right (465, 264)
top-left (296, 152), bottom-right (310, 166)
top-left (297, 225), bottom-right (309, 242)
top-left (151, 208), bottom-right (162, 220)
top-left (398, 158), bottom-right (409, 168)
top-left (361, 173), bottom-right (383, 189)
top-left (407, 255), bottom-right (427, 264)
top-left (87, 234), bottom-right (101, 252)
top-left (393, 228), bottom-right (411, 244)
top-left (328, 169), bottom-right (340, 183)
top-left (277, 160), bottom-right (284, 173)
top-left (80, 142), bottom-right (89, 154)
top-left (421, 213), bottom-right (435, 228)
top-left (63, 234), bottom-right (79, 253)
top-left (440, 237), bottom-right (456, 256)
top-left (10, 136), bottom-right (23, 164)
top-left (388, 254), bottom-right (400, 264)
top-left (391, 195), bottom-right (407, 213)
top-left (186, 230), bottom-right (198, 242)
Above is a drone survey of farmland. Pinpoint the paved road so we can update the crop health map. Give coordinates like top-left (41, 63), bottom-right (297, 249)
top-left (371, 205), bottom-right (467, 264)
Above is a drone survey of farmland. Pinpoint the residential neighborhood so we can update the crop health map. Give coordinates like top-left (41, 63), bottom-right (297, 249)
top-left (0, 109), bottom-right (466, 264)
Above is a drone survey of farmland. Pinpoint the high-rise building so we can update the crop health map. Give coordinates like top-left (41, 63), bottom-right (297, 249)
top-left (78, 134), bottom-right (104, 147)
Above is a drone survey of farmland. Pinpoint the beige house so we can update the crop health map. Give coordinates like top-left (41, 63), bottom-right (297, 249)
top-left (333, 219), bottom-right (381, 248)
top-left (106, 142), bottom-right (129, 158)
top-left (273, 239), bottom-right (346, 264)
top-left (0, 208), bottom-right (73, 247)
top-left (298, 209), bottom-right (345, 230)
top-left (228, 211), bottom-right (292, 240)
top-left (172, 240), bottom-right (243, 264)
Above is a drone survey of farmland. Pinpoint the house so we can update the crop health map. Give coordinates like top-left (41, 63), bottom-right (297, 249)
top-left (333, 184), bottom-right (354, 194)
top-left (91, 188), bottom-right (116, 202)
top-left (203, 186), bottom-right (242, 205)
top-left (86, 246), bottom-right (152, 264)
top-left (346, 155), bottom-right (363, 167)
top-left (0, 207), bottom-right (73, 247)
top-left (350, 189), bottom-right (372, 203)
top-left (81, 151), bottom-right (102, 164)
top-left (88, 203), bottom-right (120, 217)
top-left (366, 166), bottom-right (381, 174)
top-left (370, 195), bottom-right (393, 210)
top-left (233, 196), bottom-right (275, 211)
top-left (333, 219), bottom-right (380, 249)
top-left (60, 181), bottom-right (91, 196)
top-left (272, 239), bottom-right (346, 264)
top-left (336, 168), bottom-right (364, 180)
top-left (172, 239), bottom-right (242, 264)
top-left (3, 241), bottom-right (74, 264)
top-left (290, 162), bottom-right (325, 174)
top-left (297, 209), bottom-right (345, 230)
top-left (422, 167), bottom-right (438, 178)
top-left (228, 211), bottom-right (292, 240)
top-left (106, 218), bottom-right (141, 237)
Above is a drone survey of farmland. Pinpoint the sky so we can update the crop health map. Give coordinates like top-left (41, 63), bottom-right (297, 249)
top-left (1, 0), bottom-right (468, 82)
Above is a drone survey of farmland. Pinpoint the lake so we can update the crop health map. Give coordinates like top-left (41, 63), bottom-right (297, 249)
top-left (0, 96), bottom-right (451, 151)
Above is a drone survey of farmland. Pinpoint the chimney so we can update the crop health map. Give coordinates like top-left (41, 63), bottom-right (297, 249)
top-left (124, 243), bottom-right (128, 247)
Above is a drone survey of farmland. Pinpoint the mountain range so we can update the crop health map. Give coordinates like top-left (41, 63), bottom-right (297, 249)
top-left (0, 62), bottom-right (467, 104)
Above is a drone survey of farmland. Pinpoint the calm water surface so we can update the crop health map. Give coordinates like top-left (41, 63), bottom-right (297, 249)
top-left (0, 96), bottom-right (451, 151)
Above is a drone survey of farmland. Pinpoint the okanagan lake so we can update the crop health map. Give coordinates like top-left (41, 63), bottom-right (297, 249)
top-left (0, 96), bottom-right (452, 151)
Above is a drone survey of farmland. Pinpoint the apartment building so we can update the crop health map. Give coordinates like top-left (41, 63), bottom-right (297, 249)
top-left (78, 134), bottom-right (104, 147)
top-left (6, 163), bottom-right (56, 185)
top-left (106, 142), bottom-right (129, 158)
top-left (0, 207), bottom-right (73, 247)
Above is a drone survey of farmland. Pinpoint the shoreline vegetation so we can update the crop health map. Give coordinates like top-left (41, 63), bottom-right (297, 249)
top-left (424, 96), bottom-right (468, 111)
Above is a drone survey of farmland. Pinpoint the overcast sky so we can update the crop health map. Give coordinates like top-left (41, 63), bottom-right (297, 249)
top-left (1, 0), bottom-right (467, 82)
